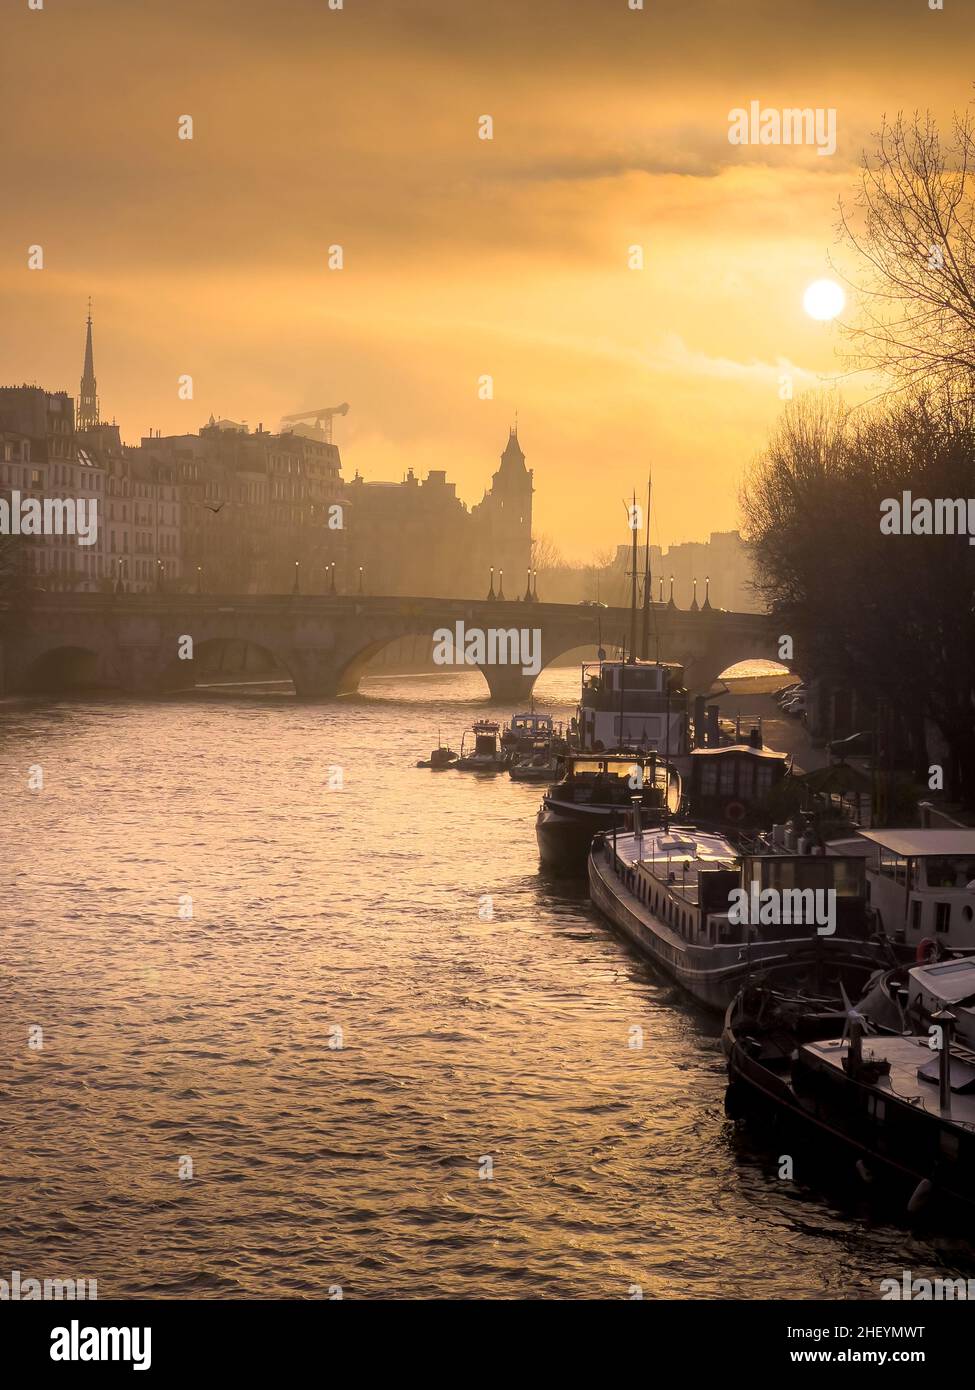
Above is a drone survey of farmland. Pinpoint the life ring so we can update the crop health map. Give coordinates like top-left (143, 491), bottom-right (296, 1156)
top-left (916, 937), bottom-right (937, 965)
top-left (725, 801), bottom-right (746, 823)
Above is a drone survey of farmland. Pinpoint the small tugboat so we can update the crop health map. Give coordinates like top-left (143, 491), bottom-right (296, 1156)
top-left (509, 738), bottom-right (563, 782)
top-left (724, 981), bottom-right (975, 1228)
top-left (536, 753), bottom-right (682, 874)
top-left (502, 711), bottom-right (565, 760)
top-left (454, 719), bottom-right (508, 773)
top-left (588, 821), bottom-right (883, 1010)
top-left (416, 743), bottom-right (459, 770)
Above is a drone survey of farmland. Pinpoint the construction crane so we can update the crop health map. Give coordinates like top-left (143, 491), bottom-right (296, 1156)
top-left (279, 402), bottom-right (350, 444)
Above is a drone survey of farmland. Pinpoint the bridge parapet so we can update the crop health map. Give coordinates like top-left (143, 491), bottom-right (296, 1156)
top-left (0, 593), bottom-right (778, 699)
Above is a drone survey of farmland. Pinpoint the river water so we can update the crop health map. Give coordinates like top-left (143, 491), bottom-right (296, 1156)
top-left (2, 669), bottom-right (971, 1299)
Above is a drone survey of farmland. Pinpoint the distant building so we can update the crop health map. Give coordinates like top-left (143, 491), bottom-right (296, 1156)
top-left (608, 530), bottom-right (758, 612)
top-left (141, 418), bottom-right (346, 593)
top-left (0, 384), bottom-right (107, 592)
top-left (346, 426), bottom-right (533, 599)
top-left (2, 312), bottom-right (534, 598)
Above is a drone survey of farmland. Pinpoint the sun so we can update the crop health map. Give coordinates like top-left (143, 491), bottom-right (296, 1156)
top-left (803, 279), bottom-right (845, 321)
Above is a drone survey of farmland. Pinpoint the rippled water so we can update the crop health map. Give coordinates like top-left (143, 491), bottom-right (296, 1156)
top-left (2, 669), bottom-right (973, 1299)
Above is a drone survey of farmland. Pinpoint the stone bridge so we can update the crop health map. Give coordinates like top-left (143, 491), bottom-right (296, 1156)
top-left (0, 593), bottom-right (783, 701)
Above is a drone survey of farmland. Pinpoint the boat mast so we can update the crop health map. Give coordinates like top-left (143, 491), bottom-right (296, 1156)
top-left (640, 471), bottom-right (651, 661)
top-left (628, 490), bottom-right (638, 661)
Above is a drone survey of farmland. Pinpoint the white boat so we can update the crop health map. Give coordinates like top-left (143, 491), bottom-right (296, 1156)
top-left (572, 658), bottom-right (689, 757)
top-left (589, 822), bottom-right (884, 1011)
top-left (826, 828), bottom-right (975, 951)
top-left (859, 951), bottom-right (975, 1050)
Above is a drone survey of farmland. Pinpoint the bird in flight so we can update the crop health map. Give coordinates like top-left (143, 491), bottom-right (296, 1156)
top-left (205, 501), bottom-right (225, 513)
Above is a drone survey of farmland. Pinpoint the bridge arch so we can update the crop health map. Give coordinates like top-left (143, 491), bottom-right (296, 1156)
top-left (23, 644), bottom-right (121, 694)
top-left (338, 630), bottom-right (440, 697)
top-left (158, 636), bottom-right (296, 693)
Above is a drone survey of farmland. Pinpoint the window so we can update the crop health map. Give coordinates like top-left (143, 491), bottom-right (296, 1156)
top-left (925, 856), bottom-right (975, 889)
top-left (879, 848), bottom-right (909, 885)
top-left (911, 899), bottom-right (922, 932)
top-left (936, 902), bottom-right (951, 934)
top-left (700, 763), bottom-right (718, 796)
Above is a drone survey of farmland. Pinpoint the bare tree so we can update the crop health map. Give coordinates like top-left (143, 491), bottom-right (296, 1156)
top-left (530, 533), bottom-right (564, 573)
top-left (742, 389), bottom-right (975, 803)
top-left (838, 109), bottom-right (975, 395)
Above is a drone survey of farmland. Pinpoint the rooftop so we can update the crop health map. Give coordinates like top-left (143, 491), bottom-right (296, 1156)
top-left (856, 829), bottom-right (975, 857)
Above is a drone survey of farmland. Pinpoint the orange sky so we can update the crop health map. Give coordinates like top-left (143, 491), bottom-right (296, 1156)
top-left (2, 0), bottom-right (973, 559)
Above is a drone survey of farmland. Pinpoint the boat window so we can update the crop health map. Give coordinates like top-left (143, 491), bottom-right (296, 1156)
top-left (829, 858), bottom-right (865, 898)
top-left (878, 848), bottom-right (909, 885)
top-left (756, 765), bottom-right (774, 795)
top-left (936, 902), bottom-right (951, 934)
top-left (911, 899), bottom-right (922, 932)
top-left (738, 762), bottom-right (754, 799)
top-left (762, 859), bottom-right (796, 891)
top-left (718, 761), bottom-right (735, 797)
top-left (924, 856), bottom-right (975, 889)
top-left (700, 763), bottom-right (718, 796)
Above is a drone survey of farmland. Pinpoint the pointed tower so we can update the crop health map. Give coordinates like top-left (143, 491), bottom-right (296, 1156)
top-left (78, 301), bottom-right (99, 432)
top-left (472, 425), bottom-right (533, 598)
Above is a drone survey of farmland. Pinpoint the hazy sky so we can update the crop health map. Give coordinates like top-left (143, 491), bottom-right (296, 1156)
top-left (2, 0), bottom-right (973, 558)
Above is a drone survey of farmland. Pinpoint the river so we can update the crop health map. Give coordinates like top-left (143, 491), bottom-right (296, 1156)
top-left (1, 669), bottom-right (969, 1298)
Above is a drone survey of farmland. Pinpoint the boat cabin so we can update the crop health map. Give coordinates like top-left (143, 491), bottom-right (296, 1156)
top-left (467, 720), bottom-right (501, 756)
top-left (507, 712), bottom-right (555, 738)
top-left (908, 957), bottom-right (975, 1042)
top-left (688, 744), bottom-right (789, 825)
top-left (576, 659), bottom-right (688, 754)
top-left (827, 828), bottom-right (975, 949)
top-left (608, 828), bottom-right (870, 949)
top-left (550, 754), bottom-right (680, 813)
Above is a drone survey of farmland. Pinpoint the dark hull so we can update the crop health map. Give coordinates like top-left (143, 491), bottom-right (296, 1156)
top-left (590, 845), bottom-right (880, 1011)
top-left (724, 1006), bottom-right (975, 1227)
top-left (535, 803), bottom-right (630, 875)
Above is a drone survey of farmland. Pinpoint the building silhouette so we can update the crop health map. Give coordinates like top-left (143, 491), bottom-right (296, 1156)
top-left (346, 425), bottom-right (533, 598)
top-left (1, 315), bottom-right (534, 598)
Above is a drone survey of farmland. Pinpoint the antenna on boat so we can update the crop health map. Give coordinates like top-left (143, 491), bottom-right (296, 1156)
top-left (618, 639), bottom-right (627, 753)
top-left (663, 678), bottom-right (672, 831)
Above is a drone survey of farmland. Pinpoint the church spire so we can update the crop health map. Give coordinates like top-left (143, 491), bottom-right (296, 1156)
top-left (78, 299), bottom-right (99, 432)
